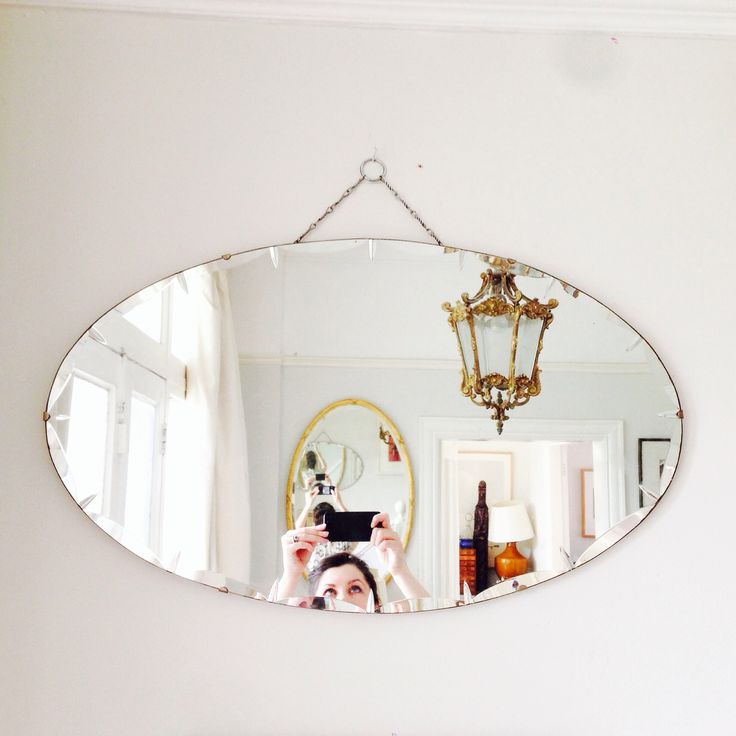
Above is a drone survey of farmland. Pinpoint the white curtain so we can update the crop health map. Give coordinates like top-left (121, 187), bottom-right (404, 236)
top-left (163, 266), bottom-right (251, 582)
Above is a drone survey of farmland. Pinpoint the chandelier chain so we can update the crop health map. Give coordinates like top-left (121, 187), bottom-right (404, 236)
top-left (293, 159), bottom-right (444, 247)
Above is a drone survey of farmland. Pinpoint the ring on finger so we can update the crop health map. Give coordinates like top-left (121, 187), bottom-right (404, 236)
top-left (292, 534), bottom-right (299, 543)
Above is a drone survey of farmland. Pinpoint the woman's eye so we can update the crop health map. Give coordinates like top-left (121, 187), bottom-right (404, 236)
top-left (349, 585), bottom-right (363, 594)
top-left (323, 588), bottom-right (336, 597)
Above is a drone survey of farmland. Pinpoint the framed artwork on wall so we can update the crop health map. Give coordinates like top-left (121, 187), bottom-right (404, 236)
top-left (638, 438), bottom-right (670, 507)
top-left (456, 450), bottom-right (512, 504)
top-left (581, 468), bottom-right (595, 538)
top-left (378, 426), bottom-right (404, 475)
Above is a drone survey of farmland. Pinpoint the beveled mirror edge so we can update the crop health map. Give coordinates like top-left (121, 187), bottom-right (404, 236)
top-left (284, 397), bottom-right (415, 554)
top-left (41, 236), bottom-right (685, 611)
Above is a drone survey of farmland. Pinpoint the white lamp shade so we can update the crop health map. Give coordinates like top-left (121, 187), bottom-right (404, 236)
top-left (489, 501), bottom-right (534, 543)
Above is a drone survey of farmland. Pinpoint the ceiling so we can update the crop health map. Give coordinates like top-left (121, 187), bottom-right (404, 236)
top-left (3, 0), bottom-right (736, 37)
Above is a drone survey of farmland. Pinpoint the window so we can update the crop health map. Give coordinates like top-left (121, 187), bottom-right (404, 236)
top-left (66, 375), bottom-right (112, 516)
top-left (54, 277), bottom-right (189, 558)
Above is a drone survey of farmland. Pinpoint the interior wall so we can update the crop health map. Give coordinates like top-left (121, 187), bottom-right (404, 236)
top-left (566, 442), bottom-right (595, 560)
top-left (242, 362), bottom-right (667, 587)
top-left (2, 7), bottom-right (735, 734)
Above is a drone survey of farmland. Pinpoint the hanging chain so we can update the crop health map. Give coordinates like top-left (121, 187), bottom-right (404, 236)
top-left (376, 176), bottom-right (444, 247)
top-left (293, 175), bottom-right (366, 244)
top-left (293, 159), bottom-right (444, 247)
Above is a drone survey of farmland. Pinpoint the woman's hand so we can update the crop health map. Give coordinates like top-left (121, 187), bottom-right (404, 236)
top-left (370, 512), bottom-right (407, 576)
top-left (331, 481), bottom-right (347, 512)
top-left (303, 479), bottom-right (321, 505)
top-left (293, 480), bottom-right (322, 530)
top-left (370, 512), bottom-right (430, 600)
top-left (276, 523), bottom-right (329, 600)
top-left (281, 523), bottom-right (329, 578)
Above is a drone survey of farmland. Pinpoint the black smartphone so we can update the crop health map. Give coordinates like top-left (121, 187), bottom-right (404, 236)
top-left (315, 472), bottom-right (334, 495)
top-left (324, 511), bottom-right (380, 542)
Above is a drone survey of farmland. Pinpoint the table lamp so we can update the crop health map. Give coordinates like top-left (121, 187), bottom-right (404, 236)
top-left (489, 501), bottom-right (535, 580)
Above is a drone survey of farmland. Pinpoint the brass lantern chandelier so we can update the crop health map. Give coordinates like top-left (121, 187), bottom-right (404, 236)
top-left (442, 259), bottom-right (558, 434)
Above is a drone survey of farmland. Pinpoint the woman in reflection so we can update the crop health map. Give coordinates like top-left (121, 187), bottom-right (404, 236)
top-left (277, 512), bottom-right (429, 611)
top-left (299, 448), bottom-right (325, 491)
top-left (305, 501), bottom-right (354, 571)
top-left (293, 470), bottom-right (352, 564)
top-left (293, 474), bottom-right (348, 529)
top-left (293, 476), bottom-right (355, 571)
top-left (309, 552), bottom-right (380, 611)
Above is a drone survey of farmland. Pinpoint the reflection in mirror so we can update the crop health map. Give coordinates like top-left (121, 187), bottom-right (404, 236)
top-left (573, 506), bottom-right (652, 568)
top-left (282, 399), bottom-right (418, 606)
top-left (46, 239), bottom-right (682, 613)
top-left (294, 441), bottom-right (364, 493)
top-left (276, 596), bottom-right (367, 613)
top-left (286, 399), bottom-right (412, 560)
top-left (381, 598), bottom-right (464, 613)
top-left (472, 570), bottom-right (565, 602)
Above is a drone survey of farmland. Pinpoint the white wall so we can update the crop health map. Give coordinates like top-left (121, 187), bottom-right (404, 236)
top-left (2, 8), bottom-right (735, 734)
top-left (566, 442), bottom-right (595, 560)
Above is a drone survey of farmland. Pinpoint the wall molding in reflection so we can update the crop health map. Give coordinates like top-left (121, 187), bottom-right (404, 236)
top-left (5, 1), bottom-right (736, 37)
top-left (239, 354), bottom-right (652, 374)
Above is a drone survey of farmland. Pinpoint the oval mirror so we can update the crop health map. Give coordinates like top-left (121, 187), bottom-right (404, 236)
top-left (293, 440), bottom-right (364, 494)
top-left (45, 238), bottom-right (682, 613)
top-left (286, 399), bottom-right (413, 593)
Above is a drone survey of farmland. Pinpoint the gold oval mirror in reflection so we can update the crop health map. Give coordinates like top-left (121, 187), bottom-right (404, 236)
top-left (45, 238), bottom-right (682, 613)
top-left (285, 399), bottom-right (414, 593)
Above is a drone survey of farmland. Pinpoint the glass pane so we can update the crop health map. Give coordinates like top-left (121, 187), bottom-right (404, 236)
top-left (160, 395), bottom-right (208, 573)
top-left (122, 293), bottom-right (163, 342)
top-left (170, 278), bottom-right (194, 362)
top-left (66, 376), bottom-right (110, 515)
top-left (515, 317), bottom-right (545, 377)
top-left (123, 395), bottom-right (157, 543)
top-left (476, 312), bottom-right (513, 378)
top-left (456, 319), bottom-right (475, 377)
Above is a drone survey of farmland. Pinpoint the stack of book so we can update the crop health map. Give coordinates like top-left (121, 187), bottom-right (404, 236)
top-left (459, 539), bottom-right (476, 595)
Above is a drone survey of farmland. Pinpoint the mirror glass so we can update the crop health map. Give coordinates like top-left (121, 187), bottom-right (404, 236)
top-left (45, 238), bottom-right (682, 613)
top-left (286, 399), bottom-right (413, 588)
top-left (293, 440), bottom-right (364, 493)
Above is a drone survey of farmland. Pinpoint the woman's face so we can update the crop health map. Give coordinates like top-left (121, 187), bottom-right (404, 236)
top-left (316, 563), bottom-right (372, 611)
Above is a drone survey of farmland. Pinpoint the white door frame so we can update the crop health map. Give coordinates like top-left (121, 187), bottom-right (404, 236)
top-left (418, 417), bottom-right (625, 598)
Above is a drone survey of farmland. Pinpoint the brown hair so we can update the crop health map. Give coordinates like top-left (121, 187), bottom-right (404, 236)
top-left (308, 552), bottom-right (381, 611)
top-left (312, 501), bottom-right (333, 525)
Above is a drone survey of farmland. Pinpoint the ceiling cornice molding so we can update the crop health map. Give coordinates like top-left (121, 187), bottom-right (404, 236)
top-left (238, 355), bottom-right (651, 374)
top-left (4, 0), bottom-right (736, 38)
